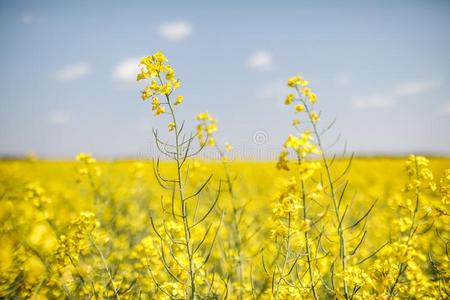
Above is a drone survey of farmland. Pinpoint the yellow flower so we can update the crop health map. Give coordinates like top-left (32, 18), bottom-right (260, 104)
top-left (168, 122), bottom-right (176, 132)
top-left (172, 80), bottom-right (181, 90)
top-left (310, 111), bottom-right (320, 123)
top-left (136, 68), bottom-right (149, 81)
top-left (287, 75), bottom-right (310, 87)
top-left (76, 153), bottom-right (96, 164)
top-left (165, 66), bottom-right (175, 80)
top-left (141, 86), bottom-right (152, 100)
top-left (206, 124), bottom-right (217, 134)
top-left (196, 111), bottom-right (218, 147)
top-left (225, 142), bottom-right (232, 152)
top-left (300, 78), bottom-right (310, 86)
top-left (285, 94), bottom-right (294, 105)
top-left (300, 87), bottom-right (317, 103)
top-left (295, 104), bottom-right (305, 112)
top-left (292, 118), bottom-right (300, 126)
top-left (287, 75), bottom-right (301, 87)
top-left (137, 51), bottom-right (183, 117)
top-left (154, 105), bottom-right (165, 115)
top-left (153, 50), bottom-right (167, 64)
top-left (174, 95), bottom-right (184, 105)
top-left (151, 98), bottom-right (165, 116)
top-left (276, 150), bottom-right (289, 171)
top-left (283, 131), bottom-right (319, 158)
top-left (196, 112), bottom-right (209, 121)
top-left (159, 84), bottom-right (172, 95)
top-left (150, 80), bottom-right (160, 91)
top-left (309, 92), bottom-right (317, 103)
top-left (151, 97), bottom-right (160, 109)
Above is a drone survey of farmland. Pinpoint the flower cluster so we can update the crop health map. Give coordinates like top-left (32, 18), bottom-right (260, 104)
top-left (403, 155), bottom-right (436, 192)
top-left (76, 152), bottom-right (101, 177)
top-left (277, 75), bottom-right (321, 171)
top-left (54, 211), bottom-right (98, 272)
top-left (283, 131), bottom-right (320, 158)
top-left (137, 51), bottom-right (183, 116)
top-left (196, 111), bottom-right (218, 147)
top-left (440, 169), bottom-right (450, 204)
top-left (24, 182), bottom-right (51, 208)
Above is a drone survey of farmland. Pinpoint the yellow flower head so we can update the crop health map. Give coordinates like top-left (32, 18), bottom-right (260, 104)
top-left (168, 122), bottom-right (176, 132)
top-left (285, 94), bottom-right (294, 105)
top-left (154, 105), bottom-right (165, 116)
top-left (159, 84), bottom-right (172, 95)
top-left (137, 50), bottom-right (182, 117)
top-left (152, 50), bottom-right (168, 64)
top-left (196, 112), bottom-right (218, 147)
top-left (295, 104), bottom-right (305, 112)
top-left (287, 75), bottom-right (310, 87)
top-left (174, 95), bottom-right (184, 105)
top-left (310, 111), bottom-right (320, 123)
top-left (276, 150), bottom-right (290, 171)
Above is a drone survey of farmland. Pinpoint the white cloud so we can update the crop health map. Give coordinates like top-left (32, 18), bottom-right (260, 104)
top-left (158, 21), bottom-right (192, 41)
top-left (352, 95), bottom-right (393, 109)
top-left (391, 80), bottom-right (440, 97)
top-left (352, 79), bottom-right (441, 109)
top-left (113, 57), bottom-right (140, 83)
top-left (247, 50), bottom-right (273, 71)
top-left (20, 13), bottom-right (42, 24)
top-left (47, 111), bottom-right (71, 125)
top-left (55, 63), bottom-right (90, 81)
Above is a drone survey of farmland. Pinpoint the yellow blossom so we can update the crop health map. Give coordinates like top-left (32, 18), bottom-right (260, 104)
top-left (310, 111), bottom-right (320, 123)
top-left (175, 95), bottom-right (184, 105)
top-left (295, 104), bottom-right (305, 112)
top-left (285, 94), bottom-right (294, 105)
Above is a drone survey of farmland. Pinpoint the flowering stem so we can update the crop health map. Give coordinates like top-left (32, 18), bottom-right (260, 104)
top-left (216, 146), bottom-right (244, 300)
top-left (388, 160), bottom-right (421, 298)
top-left (300, 173), bottom-right (319, 300)
top-left (274, 213), bottom-right (291, 300)
top-left (164, 90), bottom-right (197, 300)
top-left (88, 233), bottom-right (120, 300)
top-left (295, 87), bottom-right (349, 298)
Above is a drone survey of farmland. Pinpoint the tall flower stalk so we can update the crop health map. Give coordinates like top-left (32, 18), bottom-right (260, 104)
top-left (196, 112), bottom-right (246, 299)
top-left (275, 74), bottom-right (378, 299)
top-left (137, 51), bottom-right (222, 299)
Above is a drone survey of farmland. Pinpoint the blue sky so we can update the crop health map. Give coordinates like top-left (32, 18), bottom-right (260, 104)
top-left (1, 0), bottom-right (449, 159)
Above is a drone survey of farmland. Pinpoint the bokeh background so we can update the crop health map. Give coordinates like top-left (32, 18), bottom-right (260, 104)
top-left (1, 0), bottom-right (449, 159)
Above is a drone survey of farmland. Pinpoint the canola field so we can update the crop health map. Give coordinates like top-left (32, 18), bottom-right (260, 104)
top-left (1, 51), bottom-right (449, 299)
top-left (0, 158), bottom-right (449, 299)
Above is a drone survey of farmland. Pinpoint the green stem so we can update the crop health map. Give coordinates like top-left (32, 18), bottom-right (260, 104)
top-left (300, 175), bottom-right (319, 300)
top-left (163, 86), bottom-right (196, 300)
top-left (295, 87), bottom-right (349, 298)
top-left (274, 213), bottom-right (291, 300)
top-left (216, 146), bottom-right (244, 299)
top-left (88, 234), bottom-right (120, 300)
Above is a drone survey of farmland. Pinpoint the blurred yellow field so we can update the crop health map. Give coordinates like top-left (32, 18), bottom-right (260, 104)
top-left (1, 156), bottom-right (449, 299)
